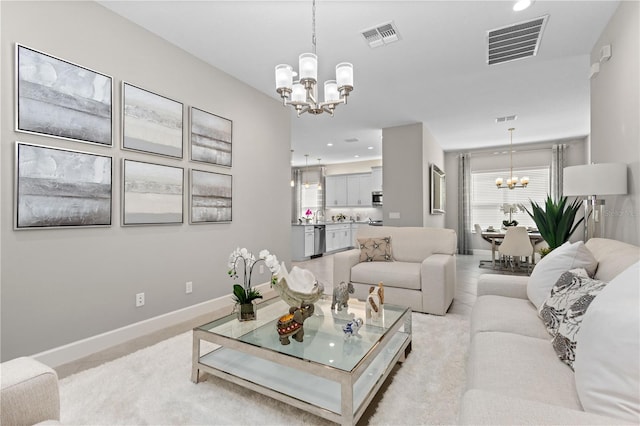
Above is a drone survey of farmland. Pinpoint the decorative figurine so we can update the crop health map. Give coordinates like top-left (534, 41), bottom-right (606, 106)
top-left (331, 281), bottom-right (354, 311)
top-left (366, 286), bottom-right (381, 320)
top-left (342, 318), bottom-right (363, 338)
top-left (272, 263), bottom-right (324, 308)
top-left (276, 304), bottom-right (314, 345)
top-left (377, 281), bottom-right (385, 304)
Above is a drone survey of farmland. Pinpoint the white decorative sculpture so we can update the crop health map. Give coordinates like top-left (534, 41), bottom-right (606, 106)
top-left (273, 262), bottom-right (324, 307)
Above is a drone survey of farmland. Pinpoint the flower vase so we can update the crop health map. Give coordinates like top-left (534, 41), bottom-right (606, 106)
top-left (238, 303), bottom-right (256, 321)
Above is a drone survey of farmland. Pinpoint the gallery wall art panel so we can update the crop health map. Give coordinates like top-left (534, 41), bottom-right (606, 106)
top-left (190, 107), bottom-right (232, 167)
top-left (15, 142), bottom-right (112, 229)
top-left (122, 82), bottom-right (183, 158)
top-left (190, 169), bottom-right (232, 223)
top-left (122, 159), bottom-right (183, 225)
top-left (16, 44), bottom-right (113, 146)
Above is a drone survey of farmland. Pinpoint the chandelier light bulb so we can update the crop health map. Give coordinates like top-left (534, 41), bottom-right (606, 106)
top-left (299, 53), bottom-right (318, 82)
top-left (324, 80), bottom-right (339, 102)
top-left (275, 64), bottom-right (293, 90)
top-left (336, 62), bottom-right (354, 88)
top-left (291, 83), bottom-right (306, 103)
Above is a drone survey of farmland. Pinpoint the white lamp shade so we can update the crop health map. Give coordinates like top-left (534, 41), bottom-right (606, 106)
top-left (336, 62), bottom-right (353, 87)
top-left (291, 82), bottom-right (306, 103)
top-left (563, 163), bottom-right (628, 196)
top-left (324, 80), bottom-right (339, 102)
top-left (275, 64), bottom-right (293, 90)
top-left (299, 53), bottom-right (317, 81)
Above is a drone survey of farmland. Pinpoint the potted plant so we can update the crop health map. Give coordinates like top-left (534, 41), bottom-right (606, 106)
top-left (228, 248), bottom-right (280, 321)
top-left (523, 195), bottom-right (584, 252)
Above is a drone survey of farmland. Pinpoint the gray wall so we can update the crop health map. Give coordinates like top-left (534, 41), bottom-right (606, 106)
top-left (0, 1), bottom-right (291, 360)
top-left (590, 1), bottom-right (639, 246)
top-left (382, 122), bottom-right (445, 228)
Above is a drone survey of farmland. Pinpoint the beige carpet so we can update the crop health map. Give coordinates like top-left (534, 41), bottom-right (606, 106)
top-left (59, 312), bottom-right (470, 425)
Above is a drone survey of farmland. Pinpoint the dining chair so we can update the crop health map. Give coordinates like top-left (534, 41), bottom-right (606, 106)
top-left (498, 226), bottom-right (534, 272)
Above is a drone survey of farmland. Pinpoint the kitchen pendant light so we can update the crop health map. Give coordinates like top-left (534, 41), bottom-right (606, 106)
top-left (274, 0), bottom-right (353, 117)
top-left (495, 128), bottom-right (529, 189)
top-left (304, 154), bottom-right (310, 189)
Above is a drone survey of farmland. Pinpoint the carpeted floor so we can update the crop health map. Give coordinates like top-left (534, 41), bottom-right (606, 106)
top-left (59, 312), bottom-right (470, 425)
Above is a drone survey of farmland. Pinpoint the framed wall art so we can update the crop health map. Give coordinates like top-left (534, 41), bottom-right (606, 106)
top-left (189, 107), bottom-right (232, 167)
top-left (122, 82), bottom-right (183, 158)
top-left (122, 159), bottom-right (184, 226)
top-left (16, 44), bottom-right (113, 146)
top-left (190, 169), bottom-right (232, 224)
top-left (15, 142), bottom-right (112, 229)
top-left (430, 163), bottom-right (446, 215)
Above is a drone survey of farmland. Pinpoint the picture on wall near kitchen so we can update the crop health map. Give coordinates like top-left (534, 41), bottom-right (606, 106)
top-left (16, 44), bottom-right (112, 146)
top-left (15, 142), bottom-right (112, 229)
top-left (190, 107), bottom-right (232, 167)
top-left (122, 82), bottom-right (183, 158)
top-left (190, 169), bottom-right (232, 223)
top-left (122, 159), bottom-right (183, 225)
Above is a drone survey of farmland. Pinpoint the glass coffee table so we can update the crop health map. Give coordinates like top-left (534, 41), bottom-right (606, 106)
top-left (191, 297), bottom-right (412, 425)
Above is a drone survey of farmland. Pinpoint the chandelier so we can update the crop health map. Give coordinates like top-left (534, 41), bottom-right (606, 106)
top-left (496, 128), bottom-right (529, 189)
top-left (274, 0), bottom-right (354, 117)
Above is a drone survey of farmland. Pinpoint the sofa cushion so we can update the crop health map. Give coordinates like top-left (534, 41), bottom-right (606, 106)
top-left (467, 331), bottom-right (582, 410)
top-left (585, 238), bottom-right (640, 282)
top-left (356, 226), bottom-right (456, 262)
top-left (471, 295), bottom-right (549, 339)
top-left (527, 241), bottom-right (598, 309)
top-left (538, 268), bottom-right (591, 336)
top-left (351, 261), bottom-right (421, 290)
top-left (574, 261), bottom-right (640, 423)
top-left (551, 276), bottom-right (607, 368)
top-left (357, 236), bottom-right (393, 262)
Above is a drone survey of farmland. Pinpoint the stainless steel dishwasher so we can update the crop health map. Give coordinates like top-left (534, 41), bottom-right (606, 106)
top-left (313, 225), bottom-right (325, 257)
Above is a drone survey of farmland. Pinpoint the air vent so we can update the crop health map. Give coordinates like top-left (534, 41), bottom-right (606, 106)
top-left (344, 137), bottom-right (359, 143)
top-left (487, 15), bottom-right (548, 65)
top-left (361, 21), bottom-right (400, 48)
top-left (495, 115), bottom-right (518, 123)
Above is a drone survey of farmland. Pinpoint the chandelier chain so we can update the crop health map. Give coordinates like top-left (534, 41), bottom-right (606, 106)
top-left (311, 0), bottom-right (317, 55)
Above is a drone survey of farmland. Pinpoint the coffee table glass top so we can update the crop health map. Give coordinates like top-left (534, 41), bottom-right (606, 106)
top-left (197, 297), bottom-right (408, 372)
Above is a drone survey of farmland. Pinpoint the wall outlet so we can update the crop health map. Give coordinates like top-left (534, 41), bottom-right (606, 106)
top-left (185, 281), bottom-right (193, 294)
top-left (389, 212), bottom-right (401, 219)
top-left (259, 265), bottom-right (264, 274)
top-left (135, 292), bottom-right (145, 307)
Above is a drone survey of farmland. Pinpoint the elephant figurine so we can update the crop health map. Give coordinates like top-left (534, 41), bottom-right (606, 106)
top-left (331, 281), bottom-right (354, 311)
top-left (276, 304), bottom-right (314, 345)
top-left (342, 318), bottom-right (363, 338)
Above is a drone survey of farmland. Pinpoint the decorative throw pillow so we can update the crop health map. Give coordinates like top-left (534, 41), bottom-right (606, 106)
top-left (551, 276), bottom-right (608, 369)
top-left (358, 237), bottom-right (393, 262)
top-left (527, 241), bottom-right (598, 309)
top-left (574, 261), bottom-right (640, 423)
top-left (538, 268), bottom-right (590, 336)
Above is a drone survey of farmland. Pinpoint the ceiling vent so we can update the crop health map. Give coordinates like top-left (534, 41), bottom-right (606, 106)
top-left (361, 21), bottom-right (400, 48)
top-left (344, 137), bottom-right (359, 143)
top-left (487, 15), bottom-right (548, 65)
top-left (495, 114), bottom-right (518, 123)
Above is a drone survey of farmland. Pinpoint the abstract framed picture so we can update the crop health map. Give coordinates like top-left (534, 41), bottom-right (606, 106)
top-left (122, 159), bottom-right (184, 226)
top-left (189, 107), bottom-right (232, 167)
top-left (190, 169), bottom-right (232, 224)
top-left (122, 82), bottom-right (183, 158)
top-left (15, 142), bottom-right (112, 229)
top-left (16, 44), bottom-right (113, 146)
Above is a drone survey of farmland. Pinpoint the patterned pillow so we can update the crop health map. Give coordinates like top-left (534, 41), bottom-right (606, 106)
top-left (358, 237), bottom-right (393, 262)
top-left (552, 276), bottom-right (608, 369)
top-left (538, 268), bottom-right (590, 336)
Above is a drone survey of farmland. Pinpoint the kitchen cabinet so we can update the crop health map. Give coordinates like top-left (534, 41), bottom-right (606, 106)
top-left (291, 225), bottom-right (315, 261)
top-left (326, 173), bottom-right (372, 207)
top-left (325, 224), bottom-right (351, 252)
top-left (325, 175), bottom-right (347, 207)
top-left (371, 166), bottom-right (383, 192)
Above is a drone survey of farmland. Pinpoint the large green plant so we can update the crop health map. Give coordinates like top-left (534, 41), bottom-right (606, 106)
top-left (524, 195), bottom-right (584, 250)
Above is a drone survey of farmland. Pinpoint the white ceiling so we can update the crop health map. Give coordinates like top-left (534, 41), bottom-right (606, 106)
top-left (98, 0), bottom-right (619, 166)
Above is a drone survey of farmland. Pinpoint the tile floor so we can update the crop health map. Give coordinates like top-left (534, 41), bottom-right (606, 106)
top-left (56, 252), bottom-right (505, 378)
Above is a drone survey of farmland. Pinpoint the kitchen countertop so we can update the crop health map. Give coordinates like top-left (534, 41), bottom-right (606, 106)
top-left (291, 221), bottom-right (372, 226)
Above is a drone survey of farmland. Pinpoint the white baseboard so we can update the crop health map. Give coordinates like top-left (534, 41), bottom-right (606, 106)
top-left (32, 282), bottom-right (275, 368)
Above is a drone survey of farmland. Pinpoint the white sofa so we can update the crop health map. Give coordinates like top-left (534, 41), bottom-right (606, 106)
top-left (460, 238), bottom-right (640, 424)
top-left (333, 225), bottom-right (457, 315)
top-left (0, 357), bottom-right (61, 425)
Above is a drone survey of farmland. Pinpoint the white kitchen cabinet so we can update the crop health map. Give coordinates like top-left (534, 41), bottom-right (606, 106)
top-left (371, 166), bottom-right (383, 192)
top-left (347, 174), bottom-right (372, 206)
top-left (325, 175), bottom-right (347, 207)
top-left (304, 227), bottom-right (314, 257)
top-left (291, 225), bottom-right (314, 261)
top-left (325, 224), bottom-right (351, 252)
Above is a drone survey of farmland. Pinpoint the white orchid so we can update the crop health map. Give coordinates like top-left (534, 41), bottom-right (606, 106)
top-left (228, 248), bottom-right (282, 300)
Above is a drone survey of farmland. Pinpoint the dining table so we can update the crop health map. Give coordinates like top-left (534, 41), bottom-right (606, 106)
top-left (481, 228), bottom-right (545, 267)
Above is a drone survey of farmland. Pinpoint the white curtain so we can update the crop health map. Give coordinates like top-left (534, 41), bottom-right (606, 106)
top-left (458, 153), bottom-right (472, 254)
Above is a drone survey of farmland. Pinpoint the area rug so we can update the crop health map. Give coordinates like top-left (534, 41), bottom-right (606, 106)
top-left (59, 312), bottom-right (470, 425)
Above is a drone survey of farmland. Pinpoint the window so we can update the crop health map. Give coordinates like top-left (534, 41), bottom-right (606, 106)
top-left (300, 184), bottom-right (322, 218)
top-left (471, 167), bottom-right (550, 231)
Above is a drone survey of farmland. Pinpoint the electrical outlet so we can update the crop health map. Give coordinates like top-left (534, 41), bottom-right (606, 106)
top-left (185, 281), bottom-right (193, 294)
top-left (259, 265), bottom-right (265, 274)
top-left (136, 292), bottom-right (145, 307)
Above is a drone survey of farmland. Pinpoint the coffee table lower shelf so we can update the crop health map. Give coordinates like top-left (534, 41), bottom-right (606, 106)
top-left (194, 332), bottom-right (410, 425)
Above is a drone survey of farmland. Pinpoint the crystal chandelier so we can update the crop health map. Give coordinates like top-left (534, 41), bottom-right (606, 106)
top-left (274, 0), bottom-right (354, 117)
top-left (496, 128), bottom-right (529, 189)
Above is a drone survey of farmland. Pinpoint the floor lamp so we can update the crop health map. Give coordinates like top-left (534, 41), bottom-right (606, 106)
top-left (563, 163), bottom-right (627, 241)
